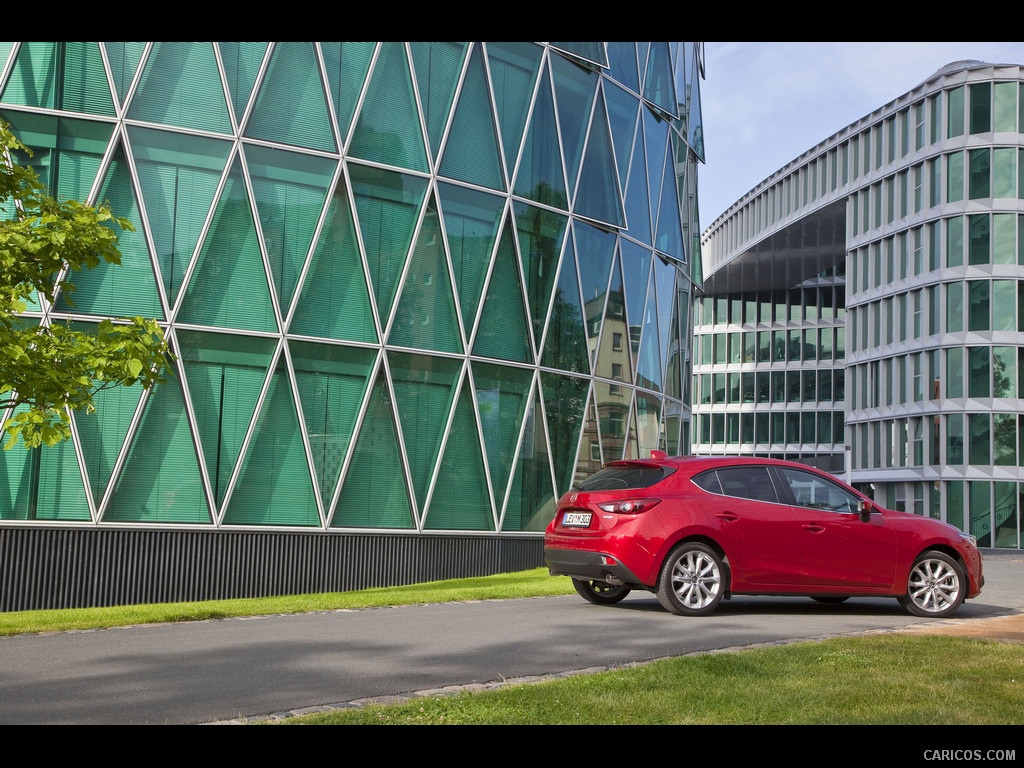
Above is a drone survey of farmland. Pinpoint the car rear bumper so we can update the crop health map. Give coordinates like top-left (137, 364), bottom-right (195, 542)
top-left (545, 547), bottom-right (646, 588)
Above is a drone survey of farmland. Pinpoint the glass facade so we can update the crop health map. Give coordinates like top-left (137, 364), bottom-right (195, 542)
top-left (699, 61), bottom-right (1024, 548)
top-left (0, 43), bottom-right (704, 536)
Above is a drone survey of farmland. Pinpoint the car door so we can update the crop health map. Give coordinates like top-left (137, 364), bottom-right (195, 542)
top-left (774, 467), bottom-right (897, 589)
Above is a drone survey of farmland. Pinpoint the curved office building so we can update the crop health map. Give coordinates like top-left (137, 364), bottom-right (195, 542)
top-left (0, 42), bottom-right (705, 608)
top-left (698, 60), bottom-right (1024, 549)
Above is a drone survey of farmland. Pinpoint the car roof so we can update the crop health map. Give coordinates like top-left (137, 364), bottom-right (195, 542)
top-left (606, 454), bottom-right (825, 478)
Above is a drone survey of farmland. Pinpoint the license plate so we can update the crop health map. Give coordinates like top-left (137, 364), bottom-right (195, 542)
top-left (562, 512), bottom-right (592, 528)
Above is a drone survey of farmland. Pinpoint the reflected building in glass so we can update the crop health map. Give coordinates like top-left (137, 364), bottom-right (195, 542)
top-left (0, 42), bottom-right (705, 608)
top-left (698, 60), bottom-right (1024, 549)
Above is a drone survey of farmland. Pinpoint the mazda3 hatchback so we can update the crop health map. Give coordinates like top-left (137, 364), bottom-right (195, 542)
top-left (545, 454), bottom-right (983, 617)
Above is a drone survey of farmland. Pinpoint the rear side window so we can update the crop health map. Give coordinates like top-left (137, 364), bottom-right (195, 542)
top-left (575, 465), bottom-right (673, 491)
top-left (692, 466), bottom-right (780, 504)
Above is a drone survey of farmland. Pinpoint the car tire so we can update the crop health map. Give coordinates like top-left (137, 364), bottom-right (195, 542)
top-left (811, 596), bottom-right (849, 604)
top-left (572, 578), bottom-right (631, 605)
top-left (897, 551), bottom-right (966, 618)
top-left (656, 542), bottom-right (724, 616)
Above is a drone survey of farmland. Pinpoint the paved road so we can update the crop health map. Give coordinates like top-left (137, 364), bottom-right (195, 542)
top-left (1, 551), bottom-right (1020, 724)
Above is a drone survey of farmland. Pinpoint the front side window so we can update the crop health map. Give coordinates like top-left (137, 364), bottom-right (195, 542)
top-left (778, 468), bottom-right (860, 514)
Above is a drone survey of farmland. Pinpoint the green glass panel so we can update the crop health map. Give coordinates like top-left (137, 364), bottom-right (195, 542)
top-left (604, 82), bottom-right (640, 191)
top-left (320, 42), bottom-right (376, 146)
top-left (425, 382), bottom-right (493, 531)
top-left (246, 143), bottom-right (335, 312)
top-left (594, 250), bottom-right (633, 388)
top-left (75, 370), bottom-right (144, 504)
top-left (409, 41), bottom-right (467, 159)
top-left (1, 42), bottom-right (114, 116)
top-left (643, 108), bottom-right (669, 238)
top-left (541, 371), bottom-right (589, 495)
top-left (291, 178), bottom-right (376, 342)
top-left (332, 369), bottom-right (414, 529)
top-left (654, 145), bottom-right (685, 259)
top-left (656, 257), bottom-right (681, 399)
top-left (503, 384), bottom-right (555, 532)
top-left (634, 391), bottom-right (662, 456)
top-left (513, 66), bottom-right (567, 209)
top-left (0, 110), bottom-right (112, 204)
top-left (389, 351), bottom-right (461, 511)
top-left (622, 113), bottom-right (653, 246)
top-left (606, 42), bottom-right (639, 94)
top-left (245, 42), bottom-right (334, 152)
top-left (642, 42), bottom-right (677, 118)
top-left (224, 360), bottom-right (320, 526)
top-left (513, 200), bottom-right (567, 350)
top-left (620, 239), bottom-right (652, 349)
top-left (349, 163), bottom-right (427, 327)
top-left (178, 158), bottom-right (277, 332)
top-left (291, 341), bottom-right (375, 505)
top-left (128, 42), bottom-right (231, 134)
top-left (389, 196), bottom-right (462, 354)
top-left (541, 233), bottom-right (589, 375)
top-left (439, 44), bottom-right (503, 191)
top-left (57, 146), bottom-right (163, 318)
top-left (634, 268), bottom-right (662, 392)
top-left (574, 220), bottom-right (617, 363)
top-left (104, 375), bottom-right (211, 524)
top-left (436, 181), bottom-right (504, 335)
top-left (623, 396), bottom-right (641, 459)
top-left (485, 42), bottom-right (542, 176)
top-left (349, 42), bottom-right (426, 172)
top-left (577, 88), bottom-right (622, 228)
top-left (573, 391), bottom-right (602, 483)
top-left (473, 217), bottom-right (532, 363)
top-left (104, 42), bottom-right (147, 108)
top-left (0, 406), bottom-right (90, 521)
top-left (177, 330), bottom-right (275, 508)
top-left (473, 361), bottom-right (532, 505)
top-left (550, 43), bottom-right (607, 68)
top-left (550, 53), bottom-right (597, 194)
top-left (129, 125), bottom-right (231, 305)
top-left (217, 42), bottom-right (268, 126)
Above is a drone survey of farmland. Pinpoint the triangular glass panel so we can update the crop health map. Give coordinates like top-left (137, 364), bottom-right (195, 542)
top-left (348, 42), bottom-right (427, 172)
top-left (654, 146), bottom-right (685, 260)
top-left (593, 248), bottom-right (633, 386)
top-left (634, 266), bottom-right (662, 392)
top-left (572, 390), bottom-right (603, 486)
top-left (332, 368), bottom-right (414, 529)
top-left (594, 380), bottom-right (631, 462)
top-left (409, 41), bottom-right (467, 161)
top-left (245, 143), bottom-right (335, 311)
top-left (425, 379), bottom-right (493, 531)
top-left (688, 50), bottom-right (705, 162)
top-left (436, 181), bottom-right (504, 336)
top-left (512, 66), bottom-right (567, 210)
top-left (103, 373), bottom-right (212, 524)
top-left (245, 42), bottom-right (335, 152)
top-left (223, 356), bottom-right (320, 526)
top-left (622, 114), bottom-right (653, 246)
top-left (473, 216), bottom-right (532, 363)
top-left (389, 195), bottom-right (463, 354)
top-left (1, 42), bottom-right (114, 116)
top-left (540, 371), bottom-right (589, 496)
top-left (541, 233), bottom-right (589, 375)
top-left (619, 239), bottom-right (652, 353)
top-left (103, 42), bottom-right (147, 109)
top-left (572, 220), bottom-right (616, 364)
top-left (604, 82), bottom-right (640, 194)
top-left (485, 42), bottom-right (542, 178)
top-left (513, 200), bottom-right (566, 351)
top-left (128, 125), bottom-right (231, 306)
top-left (634, 391), bottom-right (662, 456)
top-left (176, 330), bottom-right (276, 509)
top-left (623, 395), bottom-right (641, 460)
top-left (320, 42), bottom-right (376, 147)
top-left (217, 42), bottom-right (268, 127)
top-left (606, 42), bottom-right (639, 93)
top-left (472, 361), bottom-right (532, 508)
top-left (654, 256), bottom-right (678, 389)
top-left (439, 44), bottom-right (503, 191)
top-left (291, 340), bottom-right (375, 507)
top-left (56, 143), bottom-right (163, 319)
top-left (550, 53), bottom-right (597, 196)
top-left (643, 107), bottom-right (669, 236)
top-left (128, 42), bottom-right (231, 134)
top-left (574, 88), bottom-right (625, 227)
top-left (643, 42), bottom-right (678, 118)
top-left (388, 351), bottom-right (461, 513)
top-left (549, 43), bottom-right (608, 69)
top-left (348, 163), bottom-right (428, 327)
top-left (178, 157), bottom-right (278, 332)
top-left (502, 382), bottom-right (555, 532)
top-left (290, 176), bottom-right (377, 343)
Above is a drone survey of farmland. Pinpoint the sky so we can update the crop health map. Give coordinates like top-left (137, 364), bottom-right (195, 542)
top-left (697, 42), bottom-right (1024, 230)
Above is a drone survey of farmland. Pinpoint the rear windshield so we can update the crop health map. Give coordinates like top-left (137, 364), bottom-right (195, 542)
top-left (574, 464), bottom-right (673, 492)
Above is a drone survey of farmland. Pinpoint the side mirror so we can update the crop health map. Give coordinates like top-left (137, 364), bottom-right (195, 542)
top-left (858, 499), bottom-right (872, 522)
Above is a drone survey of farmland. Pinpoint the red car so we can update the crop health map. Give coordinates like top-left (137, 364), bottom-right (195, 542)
top-left (545, 454), bottom-right (983, 617)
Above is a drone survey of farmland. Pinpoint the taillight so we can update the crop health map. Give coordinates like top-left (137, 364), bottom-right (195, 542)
top-left (596, 498), bottom-right (661, 514)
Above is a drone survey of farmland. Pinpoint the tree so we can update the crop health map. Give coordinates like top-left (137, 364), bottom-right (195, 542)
top-left (0, 121), bottom-right (171, 450)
